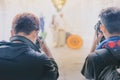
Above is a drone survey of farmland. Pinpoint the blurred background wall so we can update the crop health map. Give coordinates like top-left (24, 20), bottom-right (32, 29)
top-left (0, 0), bottom-right (120, 80)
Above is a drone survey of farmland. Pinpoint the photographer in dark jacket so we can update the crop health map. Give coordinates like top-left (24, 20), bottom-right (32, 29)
top-left (81, 7), bottom-right (120, 80)
top-left (0, 13), bottom-right (59, 80)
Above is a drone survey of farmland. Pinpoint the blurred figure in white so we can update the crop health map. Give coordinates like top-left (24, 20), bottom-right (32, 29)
top-left (51, 13), bottom-right (66, 47)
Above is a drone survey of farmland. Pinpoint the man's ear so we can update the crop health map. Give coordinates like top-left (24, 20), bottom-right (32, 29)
top-left (26, 31), bottom-right (37, 43)
top-left (31, 30), bottom-right (38, 38)
top-left (11, 30), bottom-right (14, 37)
top-left (100, 24), bottom-right (106, 33)
top-left (30, 30), bottom-right (38, 43)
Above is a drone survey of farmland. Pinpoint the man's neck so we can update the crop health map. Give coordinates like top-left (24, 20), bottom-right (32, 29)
top-left (14, 33), bottom-right (35, 44)
top-left (107, 33), bottom-right (120, 39)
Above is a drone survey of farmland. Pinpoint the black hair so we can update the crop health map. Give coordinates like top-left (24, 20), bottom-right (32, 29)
top-left (99, 7), bottom-right (120, 34)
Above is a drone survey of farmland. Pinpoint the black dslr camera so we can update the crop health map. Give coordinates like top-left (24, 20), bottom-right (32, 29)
top-left (94, 20), bottom-right (102, 34)
top-left (94, 20), bottom-right (105, 43)
top-left (36, 36), bottom-right (44, 49)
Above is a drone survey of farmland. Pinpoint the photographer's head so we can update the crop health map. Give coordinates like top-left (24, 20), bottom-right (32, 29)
top-left (99, 7), bottom-right (120, 38)
top-left (11, 12), bottom-right (40, 43)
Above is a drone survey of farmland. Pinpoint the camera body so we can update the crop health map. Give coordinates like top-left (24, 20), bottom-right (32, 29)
top-left (94, 20), bottom-right (102, 34)
top-left (35, 36), bottom-right (44, 49)
top-left (94, 20), bottom-right (105, 43)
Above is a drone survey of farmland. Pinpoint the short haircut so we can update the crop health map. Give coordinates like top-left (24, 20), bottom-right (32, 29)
top-left (99, 7), bottom-right (120, 34)
top-left (12, 13), bottom-right (40, 35)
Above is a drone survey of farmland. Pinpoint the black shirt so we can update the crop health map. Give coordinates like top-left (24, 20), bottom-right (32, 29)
top-left (0, 36), bottom-right (59, 80)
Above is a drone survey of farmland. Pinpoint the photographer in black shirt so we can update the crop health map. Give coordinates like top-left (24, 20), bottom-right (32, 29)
top-left (0, 12), bottom-right (59, 80)
top-left (81, 7), bottom-right (120, 80)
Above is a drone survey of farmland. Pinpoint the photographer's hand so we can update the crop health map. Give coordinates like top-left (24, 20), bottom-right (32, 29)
top-left (90, 31), bottom-right (103, 53)
top-left (38, 38), bottom-right (53, 58)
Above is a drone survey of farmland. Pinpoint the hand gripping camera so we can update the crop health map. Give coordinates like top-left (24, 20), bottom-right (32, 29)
top-left (94, 20), bottom-right (105, 43)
